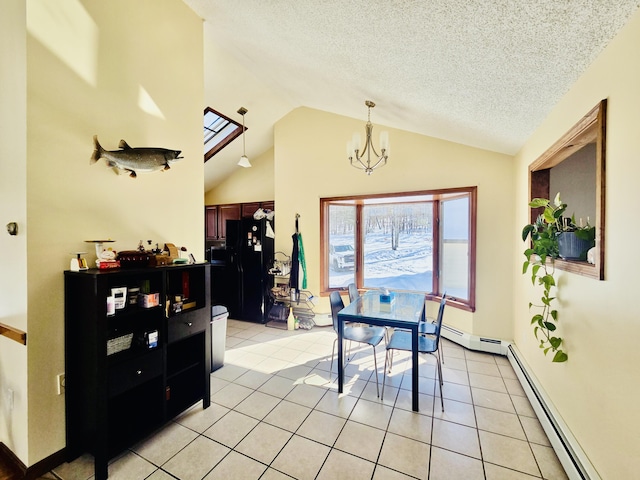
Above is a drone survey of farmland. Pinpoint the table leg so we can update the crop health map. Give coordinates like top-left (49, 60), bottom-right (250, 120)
top-left (412, 324), bottom-right (419, 411)
top-left (338, 317), bottom-right (344, 393)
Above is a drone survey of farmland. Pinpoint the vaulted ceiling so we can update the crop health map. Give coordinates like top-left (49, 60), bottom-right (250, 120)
top-left (182, 1), bottom-right (640, 192)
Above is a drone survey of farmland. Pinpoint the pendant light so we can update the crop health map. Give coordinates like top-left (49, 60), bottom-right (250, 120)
top-left (347, 100), bottom-right (389, 175)
top-left (237, 107), bottom-right (251, 168)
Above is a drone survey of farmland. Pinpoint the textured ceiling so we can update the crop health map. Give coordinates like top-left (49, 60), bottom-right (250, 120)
top-left (183, 0), bottom-right (640, 191)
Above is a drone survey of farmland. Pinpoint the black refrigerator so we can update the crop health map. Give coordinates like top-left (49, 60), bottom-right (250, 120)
top-left (224, 218), bottom-right (275, 323)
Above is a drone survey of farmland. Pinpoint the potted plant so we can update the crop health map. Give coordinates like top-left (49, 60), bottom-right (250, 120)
top-left (522, 193), bottom-right (596, 261)
top-left (557, 217), bottom-right (595, 261)
top-left (521, 193), bottom-right (574, 362)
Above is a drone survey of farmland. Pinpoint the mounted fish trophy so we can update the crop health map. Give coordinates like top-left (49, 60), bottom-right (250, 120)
top-left (90, 135), bottom-right (182, 178)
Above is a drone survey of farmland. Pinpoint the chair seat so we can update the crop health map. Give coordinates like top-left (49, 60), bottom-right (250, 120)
top-left (386, 330), bottom-right (437, 354)
top-left (344, 325), bottom-right (386, 347)
top-left (396, 319), bottom-right (436, 334)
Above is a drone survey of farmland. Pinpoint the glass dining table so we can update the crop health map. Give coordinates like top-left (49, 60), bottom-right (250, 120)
top-left (337, 290), bottom-right (426, 412)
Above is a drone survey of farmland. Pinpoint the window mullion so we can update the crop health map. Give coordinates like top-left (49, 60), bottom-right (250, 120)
top-left (433, 200), bottom-right (440, 296)
top-left (355, 203), bottom-right (364, 288)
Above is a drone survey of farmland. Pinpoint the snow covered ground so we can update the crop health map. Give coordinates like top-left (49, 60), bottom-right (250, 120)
top-left (329, 232), bottom-right (433, 291)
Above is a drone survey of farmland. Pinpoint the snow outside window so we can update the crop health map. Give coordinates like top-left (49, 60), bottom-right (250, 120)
top-left (362, 202), bottom-right (433, 291)
top-left (328, 204), bottom-right (356, 288)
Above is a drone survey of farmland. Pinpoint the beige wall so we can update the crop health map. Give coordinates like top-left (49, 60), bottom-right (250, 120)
top-left (0, 0), bottom-right (28, 463)
top-left (6, 0), bottom-right (637, 474)
top-left (271, 107), bottom-right (516, 337)
top-left (513, 8), bottom-right (640, 478)
top-left (0, 0), bottom-right (203, 466)
top-left (204, 148), bottom-right (275, 205)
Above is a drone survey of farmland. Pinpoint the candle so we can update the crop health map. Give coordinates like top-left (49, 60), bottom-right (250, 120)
top-left (379, 131), bottom-right (389, 151)
top-left (352, 133), bottom-right (361, 152)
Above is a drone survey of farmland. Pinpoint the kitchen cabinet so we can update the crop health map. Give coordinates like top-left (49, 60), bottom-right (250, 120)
top-left (205, 206), bottom-right (218, 240)
top-left (206, 204), bottom-right (240, 240)
top-left (218, 204), bottom-right (241, 239)
top-left (64, 264), bottom-right (211, 480)
top-left (205, 201), bottom-right (274, 242)
top-left (241, 202), bottom-right (261, 218)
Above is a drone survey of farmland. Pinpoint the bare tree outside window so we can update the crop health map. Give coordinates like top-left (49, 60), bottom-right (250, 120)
top-left (363, 203), bottom-right (432, 291)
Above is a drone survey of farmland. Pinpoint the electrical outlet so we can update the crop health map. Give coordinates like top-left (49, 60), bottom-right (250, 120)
top-left (57, 373), bottom-right (65, 395)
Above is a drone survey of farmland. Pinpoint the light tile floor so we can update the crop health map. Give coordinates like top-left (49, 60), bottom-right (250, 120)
top-left (51, 319), bottom-right (568, 480)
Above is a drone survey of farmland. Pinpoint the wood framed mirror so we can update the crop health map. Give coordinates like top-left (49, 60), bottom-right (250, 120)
top-left (529, 99), bottom-right (606, 280)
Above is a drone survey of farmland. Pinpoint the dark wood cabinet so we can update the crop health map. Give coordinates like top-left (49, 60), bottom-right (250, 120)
top-left (218, 204), bottom-right (241, 239)
top-left (241, 202), bottom-right (261, 218)
top-left (205, 206), bottom-right (218, 240)
top-left (205, 201), bottom-right (274, 243)
top-left (64, 264), bottom-right (211, 480)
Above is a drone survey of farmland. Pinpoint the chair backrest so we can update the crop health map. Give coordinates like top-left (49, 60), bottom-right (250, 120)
top-left (329, 291), bottom-right (345, 334)
top-left (433, 294), bottom-right (447, 347)
top-left (347, 283), bottom-right (359, 303)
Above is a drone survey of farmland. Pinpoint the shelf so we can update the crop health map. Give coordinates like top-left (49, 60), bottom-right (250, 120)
top-left (108, 303), bottom-right (163, 316)
top-left (107, 377), bottom-right (164, 457)
top-left (166, 361), bottom-right (201, 381)
top-left (166, 362), bottom-right (205, 418)
top-left (266, 320), bottom-right (288, 330)
top-left (268, 283), bottom-right (317, 330)
top-left (64, 264), bottom-right (211, 480)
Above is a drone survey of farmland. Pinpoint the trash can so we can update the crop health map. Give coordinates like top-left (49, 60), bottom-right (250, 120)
top-left (211, 305), bottom-right (228, 372)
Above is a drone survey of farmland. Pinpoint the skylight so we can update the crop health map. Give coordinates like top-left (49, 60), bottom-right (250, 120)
top-left (203, 107), bottom-right (244, 162)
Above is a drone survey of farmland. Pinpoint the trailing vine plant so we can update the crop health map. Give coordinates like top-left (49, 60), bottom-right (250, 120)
top-left (521, 194), bottom-right (568, 362)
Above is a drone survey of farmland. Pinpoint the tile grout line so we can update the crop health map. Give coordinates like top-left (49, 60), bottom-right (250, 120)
top-left (465, 347), bottom-right (489, 480)
top-left (57, 322), bottom-right (563, 479)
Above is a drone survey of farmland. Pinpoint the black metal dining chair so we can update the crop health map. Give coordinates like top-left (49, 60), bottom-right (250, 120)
top-left (348, 283), bottom-right (359, 303)
top-left (393, 294), bottom-right (447, 363)
top-left (381, 295), bottom-right (447, 411)
top-left (415, 320), bottom-right (443, 361)
top-left (419, 294), bottom-right (446, 364)
top-left (329, 291), bottom-right (386, 398)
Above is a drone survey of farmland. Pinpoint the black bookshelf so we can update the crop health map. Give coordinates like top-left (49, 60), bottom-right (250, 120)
top-left (64, 264), bottom-right (211, 480)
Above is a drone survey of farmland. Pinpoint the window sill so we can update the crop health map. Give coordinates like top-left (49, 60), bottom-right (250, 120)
top-left (426, 294), bottom-right (475, 313)
top-left (554, 258), bottom-right (599, 279)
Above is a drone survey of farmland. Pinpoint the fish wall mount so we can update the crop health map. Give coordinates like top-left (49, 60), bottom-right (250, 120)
top-left (90, 135), bottom-right (182, 178)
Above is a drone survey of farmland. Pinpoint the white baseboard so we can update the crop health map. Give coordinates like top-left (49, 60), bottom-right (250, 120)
top-left (507, 345), bottom-right (600, 480)
top-left (440, 324), bottom-right (510, 355)
top-left (440, 325), bottom-right (599, 480)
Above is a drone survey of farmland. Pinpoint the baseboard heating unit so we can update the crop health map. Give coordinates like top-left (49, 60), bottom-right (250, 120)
top-left (507, 345), bottom-right (600, 480)
top-left (440, 324), bottom-right (510, 355)
top-left (440, 325), bottom-right (600, 480)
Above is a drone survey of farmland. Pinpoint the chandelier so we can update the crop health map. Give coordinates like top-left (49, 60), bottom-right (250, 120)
top-left (347, 100), bottom-right (389, 175)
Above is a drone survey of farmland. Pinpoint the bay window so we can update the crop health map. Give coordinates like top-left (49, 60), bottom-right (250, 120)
top-left (321, 187), bottom-right (476, 311)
